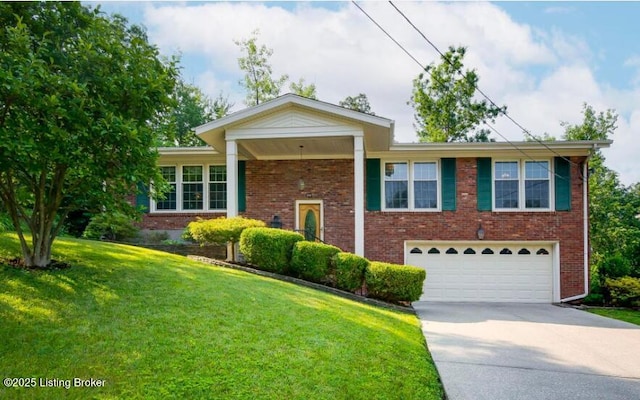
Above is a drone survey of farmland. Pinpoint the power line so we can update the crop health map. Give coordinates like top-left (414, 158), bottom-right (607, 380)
top-left (351, 1), bottom-right (571, 181)
top-left (387, 1), bottom-right (579, 167)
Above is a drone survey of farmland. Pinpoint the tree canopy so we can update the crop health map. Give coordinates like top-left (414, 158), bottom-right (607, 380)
top-left (155, 78), bottom-right (232, 147)
top-left (235, 29), bottom-right (288, 106)
top-left (289, 78), bottom-right (317, 100)
top-left (339, 93), bottom-right (375, 115)
top-left (410, 46), bottom-right (505, 142)
top-left (0, 2), bottom-right (178, 267)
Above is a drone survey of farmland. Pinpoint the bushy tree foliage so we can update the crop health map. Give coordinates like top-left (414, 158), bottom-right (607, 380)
top-left (289, 78), bottom-right (317, 100)
top-left (156, 78), bottom-right (232, 147)
top-left (339, 93), bottom-right (375, 115)
top-left (0, 2), bottom-right (178, 267)
top-left (410, 46), bottom-right (505, 142)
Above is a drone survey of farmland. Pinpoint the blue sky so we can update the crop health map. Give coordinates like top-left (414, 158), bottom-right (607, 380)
top-left (90, 1), bottom-right (640, 185)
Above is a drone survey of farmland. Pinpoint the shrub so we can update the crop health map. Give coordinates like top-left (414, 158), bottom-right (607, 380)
top-left (582, 293), bottom-right (605, 306)
top-left (62, 210), bottom-right (93, 237)
top-left (290, 241), bottom-right (341, 283)
top-left (186, 216), bottom-right (265, 245)
top-left (240, 228), bottom-right (304, 274)
top-left (597, 253), bottom-right (631, 286)
top-left (604, 276), bottom-right (640, 307)
top-left (334, 252), bottom-right (369, 292)
top-left (365, 262), bottom-right (426, 303)
top-left (83, 212), bottom-right (139, 241)
top-left (0, 212), bottom-right (12, 233)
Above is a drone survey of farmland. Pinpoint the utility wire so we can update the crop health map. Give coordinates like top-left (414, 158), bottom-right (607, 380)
top-left (351, 1), bottom-right (571, 181)
top-left (387, 0), bottom-right (579, 167)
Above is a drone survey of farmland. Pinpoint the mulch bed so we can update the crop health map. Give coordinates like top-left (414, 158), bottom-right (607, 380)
top-left (1, 257), bottom-right (71, 271)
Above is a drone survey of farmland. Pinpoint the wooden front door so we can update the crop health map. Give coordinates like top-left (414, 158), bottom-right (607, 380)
top-left (297, 202), bottom-right (322, 241)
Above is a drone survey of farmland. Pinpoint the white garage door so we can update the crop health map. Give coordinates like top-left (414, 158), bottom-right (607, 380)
top-left (406, 243), bottom-right (553, 303)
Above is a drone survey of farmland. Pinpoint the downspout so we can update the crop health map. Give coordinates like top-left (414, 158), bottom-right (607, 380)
top-left (561, 145), bottom-right (595, 302)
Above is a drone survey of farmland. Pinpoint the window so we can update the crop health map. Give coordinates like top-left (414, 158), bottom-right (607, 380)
top-left (152, 164), bottom-right (227, 212)
top-left (383, 161), bottom-right (439, 210)
top-left (494, 160), bottom-right (552, 210)
top-left (414, 162), bottom-right (437, 209)
top-left (156, 166), bottom-right (177, 210)
top-left (209, 166), bottom-right (227, 210)
top-left (384, 162), bottom-right (408, 208)
top-left (182, 166), bottom-right (203, 210)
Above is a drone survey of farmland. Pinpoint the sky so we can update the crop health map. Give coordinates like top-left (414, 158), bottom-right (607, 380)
top-left (89, 1), bottom-right (640, 186)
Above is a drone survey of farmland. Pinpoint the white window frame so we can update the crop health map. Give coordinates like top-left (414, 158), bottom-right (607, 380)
top-left (381, 160), bottom-right (441, 212)
top-left (492, 159), bottom-right (554, 212)
top-left (151, 164), bottom-right (228, 213)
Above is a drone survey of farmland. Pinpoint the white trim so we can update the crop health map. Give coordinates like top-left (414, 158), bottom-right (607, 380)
top-left (226, 140), bottom-right (238, 218)
top-left (381, 159), bottom-right (441, 212)
top-left (354, 136), bottom-right (364, 256)
top-left (227, 126), bottom-right (363, 140)
top-left (295, 200), bottom-right (324, 241)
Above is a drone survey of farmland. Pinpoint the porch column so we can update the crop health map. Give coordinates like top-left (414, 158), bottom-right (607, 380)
top-left (354, 135), bottom-right (365, 256)
top-left (226, 139), bottom-right (238, 217)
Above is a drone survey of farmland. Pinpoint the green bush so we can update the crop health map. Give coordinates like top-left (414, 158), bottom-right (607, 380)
top-left (186, 216), bottom-right (265, 245)
top-left (83, 212), bottom-right (139, 241)
top-left (597, 253), bottom-right (631, 286)
top-left (334, 252), bottom-right (369, 292)
top-left (582, 293), bottom-right (605, 306)
top-left (365, 262), bottom-right (426, 303)
top-left (604, 276), bottom-right (640, 307)
top-left (240, 228), bottom-right (304, 274)
top-left (0, 212), bottom-right (12, 233)
top-left (290, 241), bottom-right (341, 283)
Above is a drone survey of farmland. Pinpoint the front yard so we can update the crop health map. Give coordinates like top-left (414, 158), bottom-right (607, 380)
top-left (587, 308), bottom-right (640, 326)
top-left (0, 233), bottom-right (444, 399)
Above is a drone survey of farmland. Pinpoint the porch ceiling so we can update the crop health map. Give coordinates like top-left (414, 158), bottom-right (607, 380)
top-left (238, 136), bottom-right (354, 160)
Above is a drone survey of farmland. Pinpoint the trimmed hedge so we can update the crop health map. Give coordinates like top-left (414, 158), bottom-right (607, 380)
top-left (365, 262), bottom-right (426, 303)
top-left (290, 241), bottom-right (341, 284)
top-left (239, 228), bottom-right (304, 274)
top-left (334, 252), bottom-right (369, 292)
top-left (604, 276), bottom-right (640, 307)
top-left (186, 216), bottom-right (265, 245)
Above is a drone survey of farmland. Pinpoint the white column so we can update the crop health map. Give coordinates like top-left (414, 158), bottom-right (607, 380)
top-left (354, 135), bottom-right (365, 256)
top-left (226, 139), bottom-right (238, 218)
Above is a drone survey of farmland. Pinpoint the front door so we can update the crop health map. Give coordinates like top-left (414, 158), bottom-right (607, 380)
top-left (297, 201), bottom-right (322, 241)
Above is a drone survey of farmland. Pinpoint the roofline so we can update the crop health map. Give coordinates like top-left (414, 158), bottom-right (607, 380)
top-left (157, 146), bottom-right (220, 156)
top-left (194, 93), bottom-right (394, 135)
top-left (389, 140), bottom-right (612, 151)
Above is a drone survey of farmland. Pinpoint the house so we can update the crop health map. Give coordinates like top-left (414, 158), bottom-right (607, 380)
top-left (136, 94), bottom-right (611, 303)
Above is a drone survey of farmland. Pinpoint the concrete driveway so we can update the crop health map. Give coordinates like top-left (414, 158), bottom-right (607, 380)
top-left (414, 303), bottom-right (640, 400)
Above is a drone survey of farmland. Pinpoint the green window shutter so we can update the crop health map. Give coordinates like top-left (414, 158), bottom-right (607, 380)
top-left (441, 158), bottom-right (456, 211)
top-left (477, 158), bottom-right (492, 211)
top-left (135, 182), bottom-right (150, 213)
top-left (554, 157), bottom-right (571, 211)
top-left (238, 161), bottom-right (246, 212)
top-left (366, 158), bottom-right (381, 211)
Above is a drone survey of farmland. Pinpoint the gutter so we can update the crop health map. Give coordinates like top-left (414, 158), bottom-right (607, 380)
top-left (561, 144), bottom-right (596, 302)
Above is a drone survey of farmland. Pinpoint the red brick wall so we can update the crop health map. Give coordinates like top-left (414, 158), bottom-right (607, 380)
top-left (364, 157), bottom-right (588, 299)
top-left (140, 212), bottom-right (226, 230)
top-left (243, 159), bottom-right (355, 253)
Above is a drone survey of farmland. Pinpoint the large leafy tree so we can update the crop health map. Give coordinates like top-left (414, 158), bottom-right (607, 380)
top-left (156, 78), bottom-right (232, 147)
top-left (562, 104), bottom-right (640, 278)
top-left (410, 46), bottom-right (505, 142)
top-left (339, 93), bottom-right (375, 115)
top-left (235, 30), bottom-right (288, 106)
top-left (0, 2), bottom-right (178, 267)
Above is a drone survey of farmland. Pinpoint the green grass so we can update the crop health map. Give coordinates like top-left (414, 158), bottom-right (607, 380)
top-left (588, 308), bottom-right (640, 326)
top-left (0, 232), bottom-right (443, 399)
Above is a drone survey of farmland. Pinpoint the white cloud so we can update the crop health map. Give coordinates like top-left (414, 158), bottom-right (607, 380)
top-left (139, 1), bottom-right (639, 185)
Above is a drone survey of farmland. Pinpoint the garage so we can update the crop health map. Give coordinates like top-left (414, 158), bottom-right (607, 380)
top-left (406, 242), bottom-right (555, 303)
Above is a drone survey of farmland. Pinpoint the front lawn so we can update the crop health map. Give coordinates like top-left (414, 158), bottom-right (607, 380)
top-left (587, 308), bottom-right (640, 326)
top-left (0, 233), bottom-right (443, 399)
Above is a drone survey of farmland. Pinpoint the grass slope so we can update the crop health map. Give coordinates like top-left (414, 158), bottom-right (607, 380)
top-left (588, 308), bottom-right (640, 326)
top-left (0, 233), bottom-right (443, 399)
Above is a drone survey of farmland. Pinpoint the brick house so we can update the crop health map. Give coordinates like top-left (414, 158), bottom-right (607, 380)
top-left (136, 94), bottom-right (611, 303)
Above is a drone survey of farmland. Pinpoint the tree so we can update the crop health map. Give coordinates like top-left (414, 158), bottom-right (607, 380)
top-left (289, 78), bottom-right (317, 100)
top-left (410, 46), bottom-right (505, 142)
top-left (0, 3), bottom-right (178, 267)
top-left (339, 93), bottom-right (375, 115)
top-left (235, 30), bottom-right (288, 106)
top-left (561, 104), bottom-right (640, 280)
top-left (156, 78), bottom-right (232, 147)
